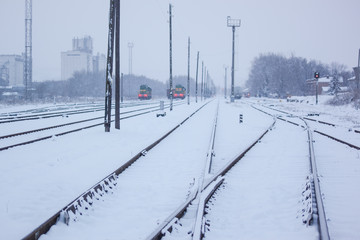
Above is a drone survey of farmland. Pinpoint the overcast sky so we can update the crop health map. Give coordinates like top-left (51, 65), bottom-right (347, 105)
top-left (1, 0), bottom-right (360, 87)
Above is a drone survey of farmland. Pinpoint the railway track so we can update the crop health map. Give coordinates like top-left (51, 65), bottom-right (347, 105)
top-left (250, 104), bottom-right (360, 240)
top-left (0, 101), bottom-right (184, 151)
top-left (7, 99), bottom-right (358, 239)
top-left (145, 103), bottom-right (276, 239)
top-left (22, 100), bottom-right (211, 240)
top-left (152, 101), bottom-right (331, 239)
top-left (253, 104), bottom-right (360, 150)
top-left (0, 101), bottom-right (161, 124)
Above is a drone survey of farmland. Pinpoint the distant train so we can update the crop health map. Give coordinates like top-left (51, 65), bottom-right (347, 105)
top-left (167, 84), bottom-right (186, 99)
top-left (138, 85), bottom-right (152, 100)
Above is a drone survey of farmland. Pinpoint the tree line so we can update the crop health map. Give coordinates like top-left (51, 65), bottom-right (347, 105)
top-left (245, 53), bottom-right (353, 97)
top-left (32, 71), bottom-right (205, 101)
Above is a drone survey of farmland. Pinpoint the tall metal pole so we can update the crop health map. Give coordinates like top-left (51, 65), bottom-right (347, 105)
top-left (195, 51), bottom-right (199, 103)
top-left (187, 37), bottom-right (190, 105)
top-left (357, 49), bottom-right (360, 92)
top-left (128, 42), bottom-right (134, 75)
top-left (169, 4), bottom-right (173, 111)
top-left (227, 17), bottom-right (240, 103)
top-left (224, 66), bottom-right (227, 99)
top-left (204, 66), bottom-right (207, 99)
top-left (114, 0), bottom-right (120, 130)
top-left (24, 0), bottom-right (32, 99)
top-left (201, 61), bottom-right (204, 101)
top-left (120, 73), bottom-right (124, 102)
top-left (104, 0), bottom-right (115, 132)
top-left (316, 79), bottom-right (318, 105)
top-left (206, 69), bottom-right (209, 98)
top-left (231, 26), bottom-right (235, 102)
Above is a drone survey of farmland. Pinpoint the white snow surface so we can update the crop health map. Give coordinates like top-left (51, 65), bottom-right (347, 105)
top-left (0, 96), bottom-right (359, 240)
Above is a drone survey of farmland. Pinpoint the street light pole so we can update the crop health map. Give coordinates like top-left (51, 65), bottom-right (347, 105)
top-left (227, 16), bottom-right (241, 103)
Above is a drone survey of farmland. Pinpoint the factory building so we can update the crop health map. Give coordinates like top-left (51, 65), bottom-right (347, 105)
top-left (0, 54), bottom-right (24, 87)
top-left (61, 36), bottom-right (106, 81)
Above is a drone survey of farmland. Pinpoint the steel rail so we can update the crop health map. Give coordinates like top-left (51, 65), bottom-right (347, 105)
top-left (0, 106), bottom-right (105, 123)
top-left (254, 105), bottom-right (331, 239)
top-left (263, 104), bottom-right (359, 132)
top-left (0, 102), bottom-right (103, 117)
top-left (21, 100), bottom-right (211, 240)
top-left (252, 105), bottom-right (331, 239)
top-left (146, 100), bottom-right (220, 240)
top-left (0, 102), bottom-right (179, 140)
top-left (303, 120), bottom-right (331, 240)
top-left (0, 101), bottom-right (161, 123)
top-left (0, 102), bottom-right (185, 152)
top-left (253, 105), bottom-right (360, 149)
top-left (192, 101), bottom-right (220, 239)
top-left (146, 117), bottom-right (276, 240)
top-left (314, 130), bottom-right (360, 150)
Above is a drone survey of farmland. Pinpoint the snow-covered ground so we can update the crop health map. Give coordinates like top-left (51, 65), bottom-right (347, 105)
top-left (0, 96), bottom-right (359, 240)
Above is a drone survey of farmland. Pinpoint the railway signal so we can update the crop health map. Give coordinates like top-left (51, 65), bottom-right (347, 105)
top-left (314, 72), bottom-right (320, 105)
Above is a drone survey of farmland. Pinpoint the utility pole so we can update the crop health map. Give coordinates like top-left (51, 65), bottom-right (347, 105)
top-left (169, 4), bottom-right (173, 111)
top-left (120, 73), bottom-right (124, 102)
top-left (201, 62), bottom-right (204, 101)
top-left (227, 16), bottom-right (241, 103)
top-left (195, 51), bottom-right (199, 103)
top-left (128, 42), bottom-right (134, 75)
top-left (224, 66), bottom-right (228, 99)
top-left (204, 66), bottom-right (207, 99)
top-left (104, 0), bottom-right (120, 132)
top-left (187, 37), bottom-right (190, 105)
top-left (115, 0), bottom-right (120, 130)
top-left (24, 0), bottom-right (32, 100)
top-left (205, 69), bottom-right (210, 97)
top-left (357, 49), bottom-right (360, 92)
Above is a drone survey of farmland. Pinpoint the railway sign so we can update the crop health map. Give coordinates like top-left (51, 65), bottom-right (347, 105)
top-left (314, 72), bottom-right (320, 79)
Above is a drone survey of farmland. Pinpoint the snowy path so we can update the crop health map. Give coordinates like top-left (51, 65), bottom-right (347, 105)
top-left (204, 119), bottom-right (318, 239)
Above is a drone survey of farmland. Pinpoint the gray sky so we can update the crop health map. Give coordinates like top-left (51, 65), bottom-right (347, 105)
top-left (1, 0), bottom-right (360, 87)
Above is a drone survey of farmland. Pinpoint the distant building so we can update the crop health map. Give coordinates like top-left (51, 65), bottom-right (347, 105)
top-left (305, 75), bottom-right (344, 95)
top-left (61, 51), bottom-right (93, 80)
top-left (61, 36), bottom-right (106, 80)
top-left (93, 53), bottom-right (106, 73)
top-left (348, 67), bottom-right (360, 90)
top-left (61, 36), bottom-right (94, 80)
top-left (0, 55), bottom-right (24, 87)
top-left (72, 36), bottom-right (93, 53)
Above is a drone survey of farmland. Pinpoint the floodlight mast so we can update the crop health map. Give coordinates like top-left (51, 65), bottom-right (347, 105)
top-left (227, 16), bottom-right (241, 102)
top-left (24, 0), bottom-right (32, 100)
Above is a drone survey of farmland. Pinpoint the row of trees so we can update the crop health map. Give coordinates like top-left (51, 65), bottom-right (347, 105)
top-left (33, 71), bottom-right (210, 101)
top-left (245, 53), bottom-right (353, 97)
